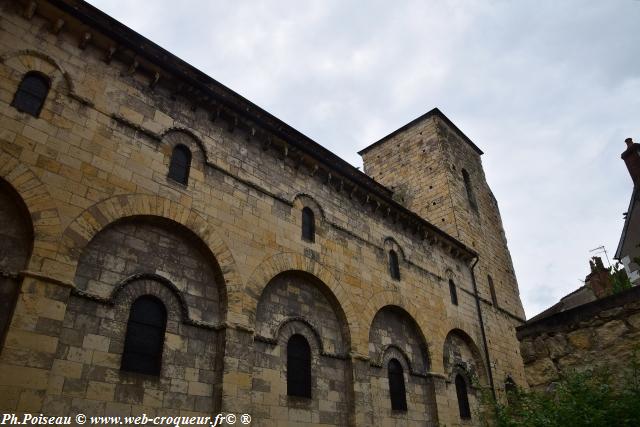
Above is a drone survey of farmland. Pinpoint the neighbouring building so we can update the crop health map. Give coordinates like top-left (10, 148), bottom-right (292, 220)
top-left (518, 138), bottom-right (640, 391)
top-left (0, 1), bottom-right (527, 425)
top-left (616, 138), bottom-right (640, 285)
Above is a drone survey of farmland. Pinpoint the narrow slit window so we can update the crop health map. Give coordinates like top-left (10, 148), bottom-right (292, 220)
top-left (455, 374), bottom-right (471, 419)
top-left (287, 334), bottom-right (311, 398)
top-left (168, 144), bottom-right (192, 185)
top-left (389, 250), bottom-right (401, 281)
top-left (388, 358), bottom-right (407, 411)
top-left (449, 279), bottom-right (458, 306)
top-left (462, 169), bottom-right (477, 210)
top-left (301, 207), bottom-right (315, 242)
top-left (12, 71), bottom-right (50, 117)
top-left (121, 296), bottom-right (167, 376)
top-left (488, 275), bottom-right (498, 307)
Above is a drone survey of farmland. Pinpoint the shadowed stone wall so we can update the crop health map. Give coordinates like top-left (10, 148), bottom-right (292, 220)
top-left (442, 330), bottom-right (486, 422)
top-left (0, 178), bottom-right (33, 354)
top-left (368, 306), bottom-right (437, 426)
top-left (251, 272), bottom-right (352, 426)
top-left (74, 217), bottom-right (225, 324)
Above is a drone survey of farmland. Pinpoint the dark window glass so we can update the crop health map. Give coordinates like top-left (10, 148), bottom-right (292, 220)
top-left (456, 374), bottom-right (471, 419)
top-left (121, 296), bottom-right (167, 376)
top-left (168, 144), bottom-right (192, 185)
top-left (462, 169), bottom-right (477, 210)
top-left (488, 275), bottom-right (498, 307)
top-left (287, 334), bottom-right (311, 398)
top-left (449, 279), bottom-right (458, 305)
top-left (12, 72), bottom-right (50, 117)
top-left (301, 207), bottom-right (315, 242)
top-left (388, 358), bottom-right (408, 411)
top-left (389, 250), bottom-right (401, 281)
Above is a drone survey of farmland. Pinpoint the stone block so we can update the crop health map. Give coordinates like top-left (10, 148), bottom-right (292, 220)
top-left (82, 334), bottom-right (110, 352)
top-left (86, 381), bottom-right (116, 401)
top-left (567, 329), bottom-right (592, 350)
top-left (51, 359), bottom-right (83, 379)
top-left (595, 320), bottom-right (627, 348)
top-left (4, 329), bottom-right (58, 354)
top-left (142, 388), bottom-right (164, 408)
top-left (0, 364), bottom-right (49, 389)
top-left (17, 389), bottom-right (45, 412)
top-left (526, 358), bottom-right (558, 387)
top-left (92, 351), bottom-right (120, 369)
top-left (187, 381), bottom-right (212, 397)
top-left (115, 384), bottom-right (144, 405)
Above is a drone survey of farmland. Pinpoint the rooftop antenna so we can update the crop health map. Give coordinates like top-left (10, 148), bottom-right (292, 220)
top-left (589, 245), bottom-right (612, 268)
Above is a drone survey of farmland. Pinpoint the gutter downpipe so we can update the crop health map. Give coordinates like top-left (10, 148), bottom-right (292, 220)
top-left (471, 255), bottom-right (496, 401)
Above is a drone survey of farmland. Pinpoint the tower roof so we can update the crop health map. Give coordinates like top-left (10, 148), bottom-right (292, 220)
top-left (358, 108), bottom-right (484, 156)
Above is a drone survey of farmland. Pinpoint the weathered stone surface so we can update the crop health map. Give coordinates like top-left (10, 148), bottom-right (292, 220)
top-left (526, 358), bottom-right (558, 387)
top-left (595, 320), bottom-right (627, 348)
top-left (626, 312), bottom-right (640, 329)
top-left (567, 329), bottom-right (592, 350)
top-left (546, 334), bottom-right (570, 359)
top-left (519, 290), bottom-right (640, 391)
top-left (520, 339), bottom-right (536, 364)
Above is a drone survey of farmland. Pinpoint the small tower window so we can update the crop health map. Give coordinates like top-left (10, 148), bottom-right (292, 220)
top-left (455, 374), bottom-right (471, 419)
top-left (389, 250), bottom-right (401, 281)
top-left (488, 275), bottom-right (498, 307)
top-left (168, 144), bottom-right (192, 185)
top-left (287, 334), bottom-right (311, 398)
top-left (462, 169), bottom-right (477, 210)
top-left (12, 71), bottom-right (50, 117)
top-left (301, 207), bottom-right (315, 242)
top-left (449, 279), bottom-right (458, 306)
top-left (388, 358), bottom-right (407, 411)
top-left (121, 296), bottom-right (167, 376)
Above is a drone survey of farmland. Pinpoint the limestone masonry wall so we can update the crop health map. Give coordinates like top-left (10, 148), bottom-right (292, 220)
top-left (517, 286), bottom-right (640, 391)
top-left (0, 1), bottom-right (527, 425)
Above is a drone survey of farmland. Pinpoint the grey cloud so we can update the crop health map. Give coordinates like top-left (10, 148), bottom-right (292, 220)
top-left (89, 0), bottom-right (640, 317)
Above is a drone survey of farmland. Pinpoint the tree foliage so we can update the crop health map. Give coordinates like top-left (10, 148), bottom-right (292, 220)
top-left (611, 262), bottom-right (632, 295)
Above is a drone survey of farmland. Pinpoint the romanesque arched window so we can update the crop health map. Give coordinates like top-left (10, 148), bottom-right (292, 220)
top-left (168, 144), bottom-right (192, 185)
top-left (12, 71), bottom-right (50, 117)
top-left (462, 169), bottom-right (477, 211)
top-left (389, 250), bottom-right (401, 281)
top-left (449, 279), bottom-right (458, 305)
top-left (301, 207), bottom-right (315, 242)
top-left (388, 358), bottom-right (407, 411)
top-left (287, 334), bottom-right (311, 398)
top-left (455, 374), bottom-right (471, 419)
top-left (121, 296), bottom-right (167, 376)
top-left (488, 275), bottom-right (498, 307)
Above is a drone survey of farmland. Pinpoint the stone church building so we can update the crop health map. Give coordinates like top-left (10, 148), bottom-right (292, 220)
top-left (0, 0), bottom-right (527, 425)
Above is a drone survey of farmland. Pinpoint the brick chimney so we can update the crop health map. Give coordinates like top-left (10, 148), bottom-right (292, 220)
top-left (622, 138), bottom-right (640, 186)
top-left (585, 257), bottom-right (613, 298)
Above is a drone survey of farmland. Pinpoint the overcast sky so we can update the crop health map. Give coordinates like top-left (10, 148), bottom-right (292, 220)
top-left (89, 0), bottom-right (640, 318)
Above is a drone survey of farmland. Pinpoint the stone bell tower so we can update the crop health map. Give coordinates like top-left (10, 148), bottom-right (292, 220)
top-left (359, 108), bottom-right (527, 389)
